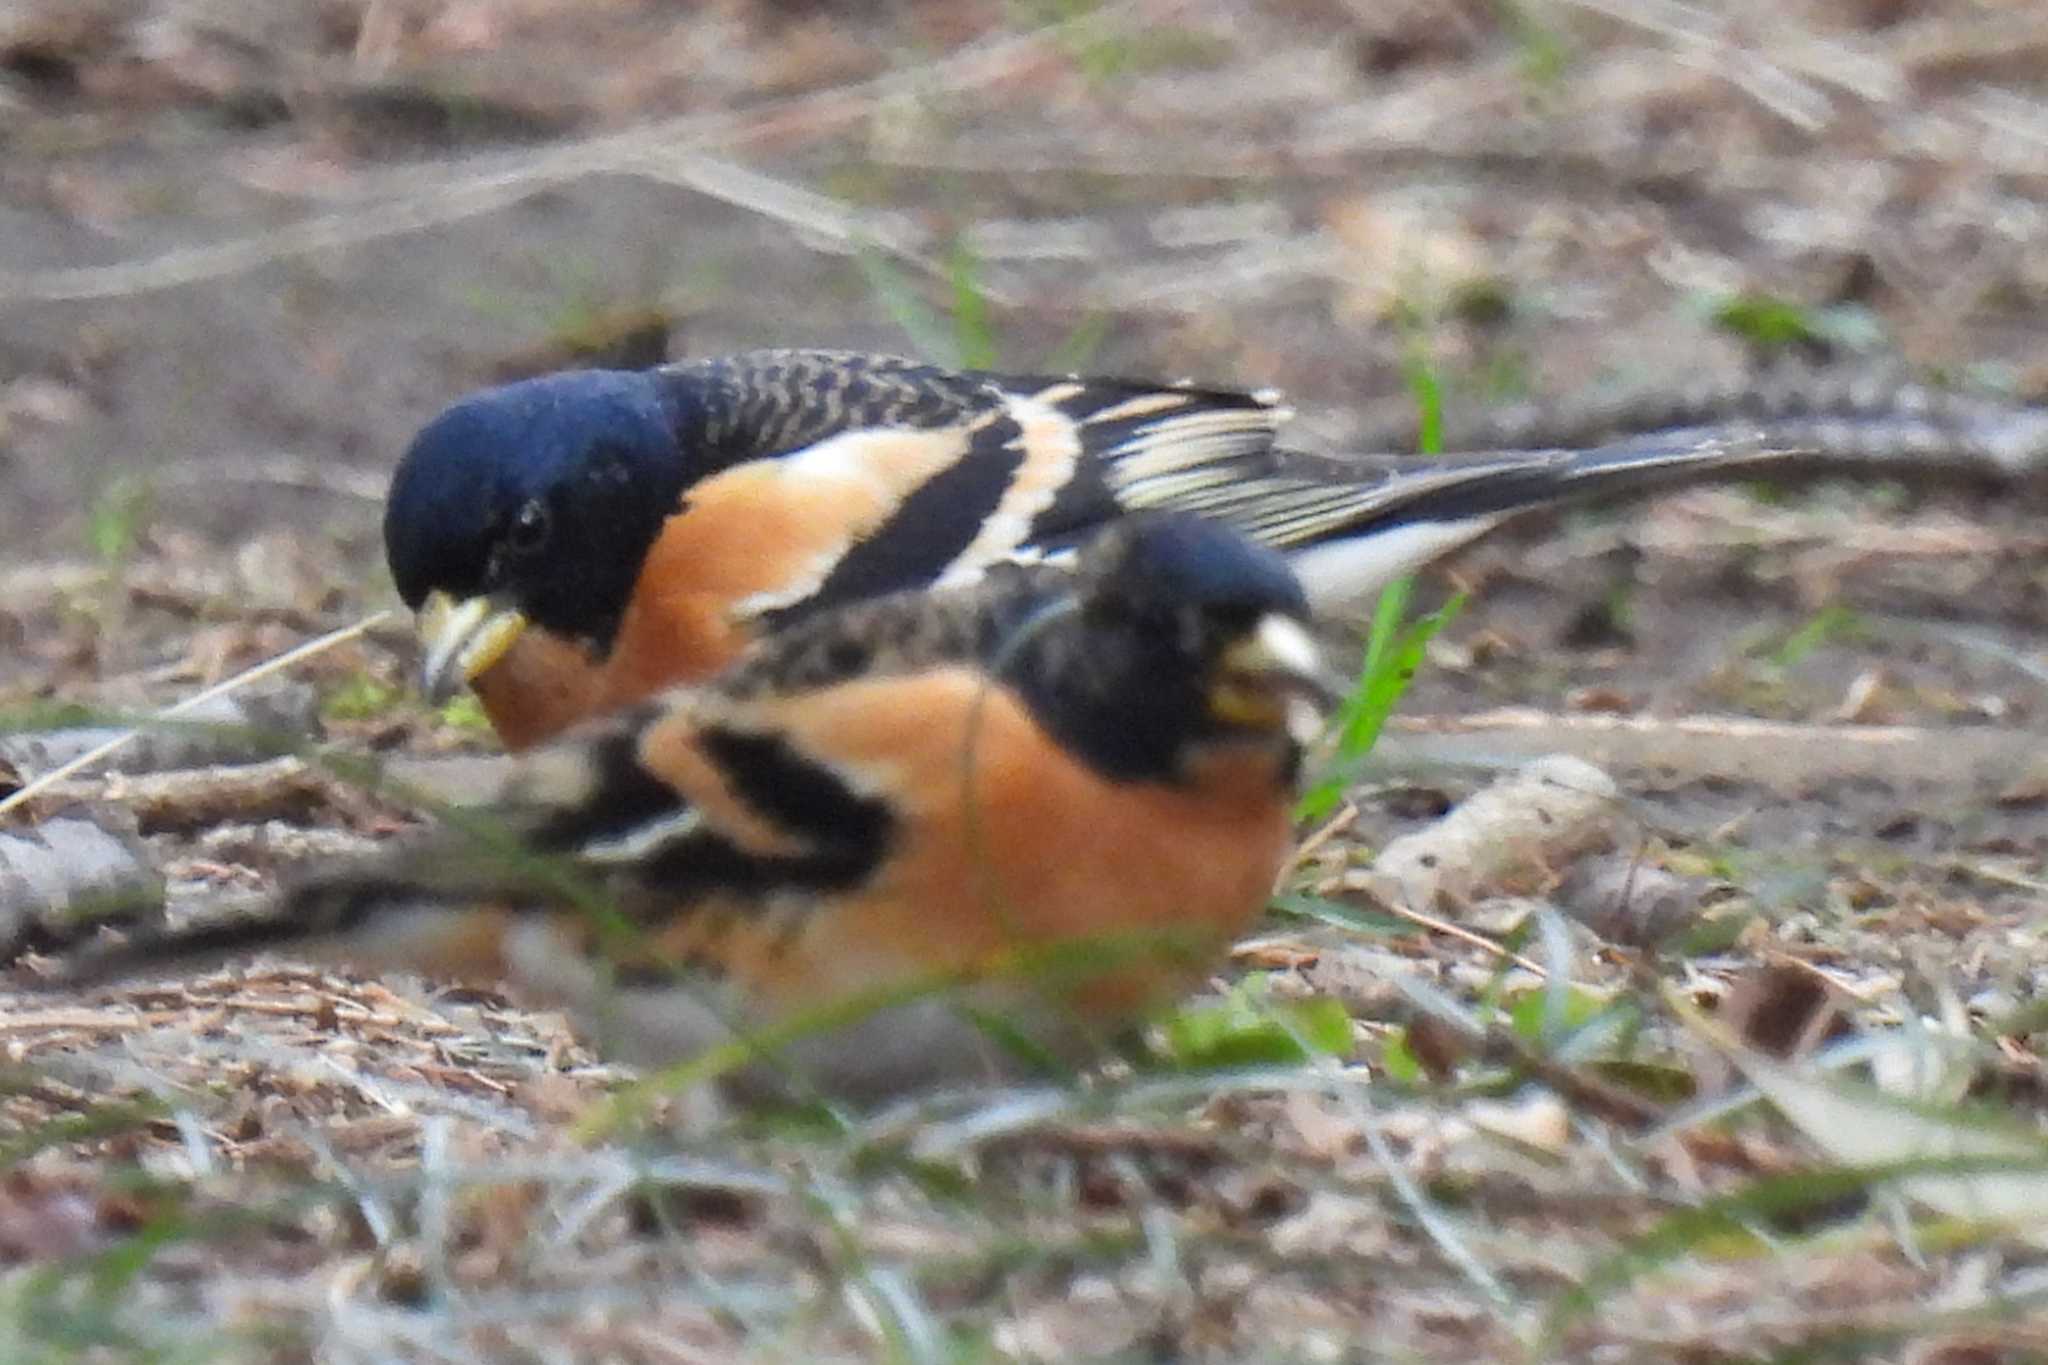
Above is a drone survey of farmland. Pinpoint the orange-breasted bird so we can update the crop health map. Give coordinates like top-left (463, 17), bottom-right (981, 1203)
top-left (51, 513), bottom-right (1338, 1106)
top-left (387, 348), bottom-right (1800, 750)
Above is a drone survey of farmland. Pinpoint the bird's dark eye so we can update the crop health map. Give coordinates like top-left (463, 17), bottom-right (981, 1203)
top-left (507, 499), bottom-right (551, 555)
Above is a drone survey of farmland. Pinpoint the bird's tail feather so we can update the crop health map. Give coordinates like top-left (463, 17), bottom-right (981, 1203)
top-left (1179, 417), bottom-right (2030, 609)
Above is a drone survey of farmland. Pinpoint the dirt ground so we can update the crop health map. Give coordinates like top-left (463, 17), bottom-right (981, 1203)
top-left (4, 2), bottom-right (2048, 1361)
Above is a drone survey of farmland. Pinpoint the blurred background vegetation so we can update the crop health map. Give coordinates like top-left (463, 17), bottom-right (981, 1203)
top-left (5, 0), bottom-right (2044, 560)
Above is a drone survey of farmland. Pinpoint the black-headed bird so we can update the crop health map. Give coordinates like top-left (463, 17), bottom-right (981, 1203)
top-left (386, 349), bottom-right (1956, 748)
top-left (52, 513), bottom-right (1339, 1107)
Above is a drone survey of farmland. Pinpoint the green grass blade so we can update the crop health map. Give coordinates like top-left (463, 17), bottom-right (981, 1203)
top-left (856, 241), bottom-right (964, 368)
top-left (947, 240), bottom-right (999, 370)
top-left (1296, 593), bottom-right (1464, 822)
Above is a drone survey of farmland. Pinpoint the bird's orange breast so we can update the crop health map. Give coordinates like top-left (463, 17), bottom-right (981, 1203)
top-left (639, 669), bottom-right (1295, 1029)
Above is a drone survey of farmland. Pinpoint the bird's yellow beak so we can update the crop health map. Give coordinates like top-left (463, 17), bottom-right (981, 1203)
top-left (1215, 614), bottom-right (1343, 746)
top-left (416, 590), bottom-right (529, 702)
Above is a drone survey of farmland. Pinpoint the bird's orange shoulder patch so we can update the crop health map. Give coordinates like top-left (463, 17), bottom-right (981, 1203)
top-left (600, 428), bottom-right (982, 707)
top-left (631, 700), bottom-right (816, 860)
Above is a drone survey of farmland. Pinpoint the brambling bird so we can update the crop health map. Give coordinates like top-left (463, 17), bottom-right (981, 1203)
top-left (385, 348), bottom-right (1776, 749)
top-left (51, 513), bottom-right (1338, 1106)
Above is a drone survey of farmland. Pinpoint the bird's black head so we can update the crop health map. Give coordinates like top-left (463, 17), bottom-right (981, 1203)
top-left (384, 370), bottom-right (692, 654)
top-left (1076, 509), bottom-right (1310, 629)
top-left (1016, 512), bottom-right (1333, 784)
